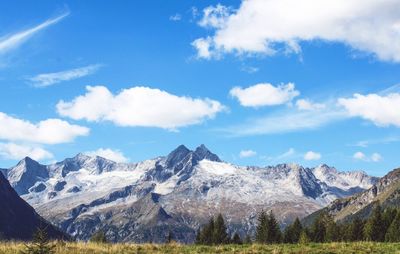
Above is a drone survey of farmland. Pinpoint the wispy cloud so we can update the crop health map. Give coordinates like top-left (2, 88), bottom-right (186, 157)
top-left (220, 108), bottom-right (346, 137)
top-left (262, 148), bottom-right (297, 163)
top-left (350, 136), bottom-right (400, 148)
top-left (239, 149), bottom-right (257, 158)
top-left (0, 11), bottom-right (69, 55)
top-left (28, 64), bottom-right (103, 87)
top-left (353, 152), bottom-right (383, 162)
top-left (169, 14), bottom-right (182, 21)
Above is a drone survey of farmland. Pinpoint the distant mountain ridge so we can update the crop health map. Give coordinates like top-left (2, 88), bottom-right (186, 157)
top-left (1, 145), bottom-right (378, 242)
top-left (303, 167), bottom-right (400, 225)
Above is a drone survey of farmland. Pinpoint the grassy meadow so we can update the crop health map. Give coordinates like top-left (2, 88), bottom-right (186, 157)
top-left (1, 242), bottom-right (400, 254)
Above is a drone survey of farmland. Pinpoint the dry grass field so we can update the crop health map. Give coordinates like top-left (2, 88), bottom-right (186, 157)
top-left (1, 241), bottom-right (400, 254)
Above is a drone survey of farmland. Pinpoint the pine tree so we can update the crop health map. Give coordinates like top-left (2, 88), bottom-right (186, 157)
top-left (22, 226), bottom-right (55, 254)
top-left (325, 215), bottom-right (340, 242)
top-left (348, 217), bottom-right (364, 241)
top-left (283, 225), bottom-right (293, 243)
top-left (267, 211), bottom-right (282, 243)
top-left (195, 228), bottom-right (202, 244)
top-left (364, 204), bottom-right (385, 241)
top-left (383, 207), bottom-right (397, 235)
top-left (310, 212), bottom-right (327, 242)
top-left (231, 232), bottom-right (243, 244)
top-left (298, 230), bottom-right (310, 244)
top-left (213, 214), bottom-right (229, 244)
top-left (385, 211), bottom-right (400, 242)
top-left (256, 210), bottom-right (269, 244)
top-left (203, 218), bottom-right (215, 245)
top-left (284, 218), bottom-right (302, 243)
top-left (166, 230), bottom-right (174, 243)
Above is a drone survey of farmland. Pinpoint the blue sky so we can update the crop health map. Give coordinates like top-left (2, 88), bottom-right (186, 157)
top-left (1, 0), bottom-right (400, 176)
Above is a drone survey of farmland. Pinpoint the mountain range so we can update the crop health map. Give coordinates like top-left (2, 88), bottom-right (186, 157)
top-left (303, 167), bottom-right (400, 225)
top-left (0, 145), bottom-right (378, 242)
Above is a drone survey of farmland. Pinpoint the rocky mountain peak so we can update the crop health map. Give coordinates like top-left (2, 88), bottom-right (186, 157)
top-left (165, 145), bottom-right (191, 168)
top-left (16, 156), bottom-right (41, 168)
top-left (9, 157), bottom-right (48, 195)
top-left (194, 144), bottom-right (221, 162)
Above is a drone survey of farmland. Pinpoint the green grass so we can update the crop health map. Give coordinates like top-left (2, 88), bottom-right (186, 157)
top-left (1, 242), bottom-right (400, 254)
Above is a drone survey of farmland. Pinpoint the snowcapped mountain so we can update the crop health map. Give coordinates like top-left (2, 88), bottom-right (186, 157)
top-left (2, 145), bottom-right (378, 242)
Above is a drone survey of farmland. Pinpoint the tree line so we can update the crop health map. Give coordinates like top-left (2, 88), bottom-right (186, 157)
top-left (196, 204), bottom-right (400, 245)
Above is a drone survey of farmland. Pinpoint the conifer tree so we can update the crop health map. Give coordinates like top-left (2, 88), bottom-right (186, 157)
top-left (22, 226), bottom-right (55, 254)
top-left (283, 225), bottom-right (293, 243)
top-left (325, 215), bottom-right (340, 242)
top-left (166, 230), bottom-right (174, 243)
top-left (202, 218), bottom-right (215, 245)
top-left (310, 212), bottom-right (327, 242)
top-left (385, 211), bottom-right (400, 242)
top-left (364, 204), bottom-right (385, 241)
top-left (195, 228), bottom-right (202, 244)
top-left (213, 214), bottom-right (229, 244)
top-left (284, 218), bottom-right (302, 243)
top-left (267, 211), bottom-right (282, 243)
top-left (256, 210), bottom-right (269, 244)
top-left (298, 230), bottom-right (310, 244)
top-left (383, 207), bottom-right (397, 235)
top-left (347, 217), bottom-right (365, 242)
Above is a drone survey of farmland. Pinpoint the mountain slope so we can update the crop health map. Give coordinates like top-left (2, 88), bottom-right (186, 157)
top-left (303, 167), bottom-right (400, 225)
top-left (3, 145), bottom-right (377, 242)
top-left (0, 170), bottom-right (66, 240)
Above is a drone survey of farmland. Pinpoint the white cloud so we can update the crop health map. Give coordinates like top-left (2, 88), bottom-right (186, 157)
top-left (338, 93), bottom-right (400, 127)
top-left (169, 14), bottom-right (182, 21)
top-left (239, 149), bottom-right (257, 158)
top-left (263, 148), bottom-right (297, 162)
top-left (353, 151), bottom-right (367, 160)
top-left (278, 148), bottom-right (296, 160)
top-left (191, 37), bottom-right (214, 59)
top-left (240, 65), bottom-right (259, 74)
top-left (296, 99), bottom-right (325, 111)
top-left (221, 108), bottom-right (346, 136)
top-left (351, 136), bottom-right (400, 148)
top-left (371, 153), bottom-right (383, 162)
top-left (193, 1), bottom-right (400, 62)
top-left (304, 151), bottom-right (321, 161)
top-left (230, 83), bottom-right (299, 107)
top-left (353, 151), bottom-right (383, 162)
top-left (28, 64), bottom-right (102, 87)
top-left (198, 4), bottom-right (231, 29)
top-left (0, 142), bottom-right (53, 161)
top-left (85, 148), bottom-right (129, 163)
top-left (57, 86), bottom-right (225, 130)
top-left (0, 12), bottom-right (69, 55)
top-left (0, 112), bottom-right (89, 144)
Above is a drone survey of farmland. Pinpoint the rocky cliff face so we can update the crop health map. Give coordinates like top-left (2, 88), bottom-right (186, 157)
top-left (3, 145), bottom-right (377, 242)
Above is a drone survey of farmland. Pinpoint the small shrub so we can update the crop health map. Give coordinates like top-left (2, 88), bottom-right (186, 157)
top-left (22, 227), bottom-right (55, 254)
